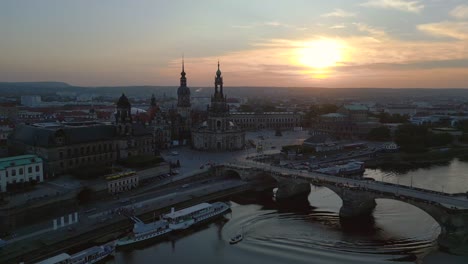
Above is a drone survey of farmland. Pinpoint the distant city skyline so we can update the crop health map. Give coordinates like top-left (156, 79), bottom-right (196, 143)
top-left (1, 0), bottom-right (468, 88)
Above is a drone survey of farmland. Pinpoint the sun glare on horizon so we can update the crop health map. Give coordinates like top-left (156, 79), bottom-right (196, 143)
top-left (297, 39), bottom-right (344, 70)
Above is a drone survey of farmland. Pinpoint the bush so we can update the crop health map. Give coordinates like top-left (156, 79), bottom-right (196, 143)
top-left (367, 126), bottom-right (391, 141)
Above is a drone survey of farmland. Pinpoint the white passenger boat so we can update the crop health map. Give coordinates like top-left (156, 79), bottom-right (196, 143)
top-left (35, 243), bottom-right (114, 264)
top-left (229, 233), bottom-right (243, 244)
top-left (116, 216), bottom-right (172, 248)
top-left (314, 161), bottom-right (365, 177)
top-left (163, 202), bottom-right (230, 230)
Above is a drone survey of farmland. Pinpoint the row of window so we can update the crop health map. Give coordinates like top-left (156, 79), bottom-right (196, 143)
top-left (109, 177), bottom-right (138, 187)
top-left (4, 165), bottom-right (41, 177)
top-left (5, 175), bottom-right (41, 184)
top-left (59, 143), bottom-right (115, 159)
top-left (233, 117), bottom-right (300, 123)
top-left (59, 153), bottom-right (114, 169)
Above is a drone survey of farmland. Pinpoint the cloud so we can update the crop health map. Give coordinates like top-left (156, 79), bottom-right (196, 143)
top-left (162, 22), bottom-right (468, 87)
top-left (418, 21), bottom-right (468, 40)
top-left (231, 25), bottom-right (254, 29)
top-left (321, 9), bottom-right (356, 18)
top-left (360, 0), bottom-right (424, 13)
top-left (450, 5), bottom-right (468, 20)
top-left (353, 23), bottom-right (388, 38)
top-left (263, 21), bottom-right (282, 27)
top-left (330, 24), bottom-right (347, 29)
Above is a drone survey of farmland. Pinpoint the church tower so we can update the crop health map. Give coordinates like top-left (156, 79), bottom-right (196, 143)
top-left (208, 62), bottom-right (230, 131)
top-left (209, 61), bottom-right (229, 114)
top-left (115, 93), bottom-right (132, 135)
top-left (191, 61), bottom-right (245, 151)
top-left (177, 56), bottom-right (191, 119)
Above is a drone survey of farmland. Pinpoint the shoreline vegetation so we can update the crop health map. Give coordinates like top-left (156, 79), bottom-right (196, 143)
top-left (366, 147), bottom-right (468, 173)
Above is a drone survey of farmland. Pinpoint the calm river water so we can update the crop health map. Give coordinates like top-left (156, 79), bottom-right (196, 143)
top-left (109, 159), bottom-right (468, 264)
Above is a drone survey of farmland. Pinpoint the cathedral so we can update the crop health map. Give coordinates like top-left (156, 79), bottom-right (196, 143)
top-left (191, 62), bottom-right (245, 151)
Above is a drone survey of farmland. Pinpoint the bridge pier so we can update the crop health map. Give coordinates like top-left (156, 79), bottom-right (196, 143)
top-left (437, 212), bottom-right (468, 255)
top-left (340, 194), bottom-right (376, 218)
top-left (275, 181), bottom-right (311, 200)
top-left (325, 184), bottom-right (376, 218)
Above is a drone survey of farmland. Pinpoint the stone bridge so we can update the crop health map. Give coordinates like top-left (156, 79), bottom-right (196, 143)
top-left (214, 163), bottom-right (468, 254)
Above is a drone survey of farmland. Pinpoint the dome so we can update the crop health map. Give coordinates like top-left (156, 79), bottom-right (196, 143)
top-left (117, 93), bottom-right (131, 108)
top-left (216, 61), bottom-right (222, 76)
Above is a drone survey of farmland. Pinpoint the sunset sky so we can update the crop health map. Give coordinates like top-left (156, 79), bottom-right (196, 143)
top-left (1, 0), bottom-right (468, 88)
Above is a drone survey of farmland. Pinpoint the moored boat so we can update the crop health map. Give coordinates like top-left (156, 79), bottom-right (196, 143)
top-left (163, 202), bottom-right (230, 230)
top-left (35, 242), bottom-right (114, 264)
top-left (115, 216), bottom-right (172, 248)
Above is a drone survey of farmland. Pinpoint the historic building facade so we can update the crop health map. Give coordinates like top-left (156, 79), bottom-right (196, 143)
top-left (230, 111), bottom-right (302, 130)
top-left (106, 171), bottom-right (139, 194)
top-left (0, 155), bottom-right (44, 192)
top-left (114, 94), bottom-right (154, 159)
top-left (192, 63), bottom-right (245, 151)
top-left (8, 94), bottom-right (154, 176)
top-left (311, 104), bottom-right (380, 139)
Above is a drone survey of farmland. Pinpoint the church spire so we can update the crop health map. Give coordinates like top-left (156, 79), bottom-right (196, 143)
top-left (182, 54), bottom-right (185, 74)
top-left (214, 61), bottom-right (224, 98)
top-left (177, 54), bottom-right (191, 108)
top-left (180, 55), bottom-right (187, 87)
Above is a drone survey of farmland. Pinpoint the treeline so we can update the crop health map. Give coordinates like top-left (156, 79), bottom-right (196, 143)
top-left (395, 124), bottom-right (453, 152)
top-left (367, 124), bottom-right (454, 152)
top-left (375, 112), bottom-right (409, 123)
top-left (303, 104), bottom-right (339, 126)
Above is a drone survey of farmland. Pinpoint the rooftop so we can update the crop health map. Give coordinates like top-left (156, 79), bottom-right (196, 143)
top-left (0, 155), bottom-right (42, 170)
top-left (321, 113), bottom-right (345, 118)
top-left (342, 104), bottom-right (368, 111)
top-left (164, 203), bottom-right (212, 219)
top-left (231, 112), bottom-right (296, 115)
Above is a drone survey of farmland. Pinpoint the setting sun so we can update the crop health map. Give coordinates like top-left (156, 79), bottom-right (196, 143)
top-left (297, 39), bottom-right (343, 69)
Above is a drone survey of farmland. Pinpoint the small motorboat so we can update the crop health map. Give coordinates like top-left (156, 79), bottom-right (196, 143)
top-left (229, 233), bottom-right (243, 245)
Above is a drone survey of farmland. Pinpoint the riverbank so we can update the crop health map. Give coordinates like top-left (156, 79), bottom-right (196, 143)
top-left (366, 147), bottom-right (468, 172)
top-left (1, 181), bottom-right (262, 264)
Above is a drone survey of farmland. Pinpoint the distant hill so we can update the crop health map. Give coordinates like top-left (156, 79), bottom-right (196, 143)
top-left (0, 81), bottom-right (80, 95)
top-left (0, 81), bottom-right (467, 101)
top-left (0, 81), bottom-right (72, 88)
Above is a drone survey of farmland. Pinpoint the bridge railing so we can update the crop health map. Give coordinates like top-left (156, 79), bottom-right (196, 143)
top-left (222, 161), bottom-right (465, 199)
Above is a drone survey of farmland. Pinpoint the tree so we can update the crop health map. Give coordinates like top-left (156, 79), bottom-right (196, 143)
top-left (367, 126), bottom-right (391, 141)
top-left (395, 124), bottom-right (453, 152)
top-left (456, 120), bottom-right (468, 133)
top-left (426, 133), bottom-right (453, 147)
top-left (395, 124), bottom-right (429, 152)
top-left (378, 112), bottom-right (409, 123)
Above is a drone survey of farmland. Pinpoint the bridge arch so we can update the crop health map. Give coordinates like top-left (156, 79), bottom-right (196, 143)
top-left (224, 169), bottom-right (243, 180)
top-left (219, 164), bottom-right (468, 254)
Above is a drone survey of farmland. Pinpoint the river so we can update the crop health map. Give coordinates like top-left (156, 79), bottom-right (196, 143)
top-left (109, 159), bottom-right (468, 264)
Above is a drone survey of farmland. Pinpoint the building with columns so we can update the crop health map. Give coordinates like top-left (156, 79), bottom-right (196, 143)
top-left (192, 62), bottom-right (245, 151)
top-left (230, 111), bottom-right (302, 130)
